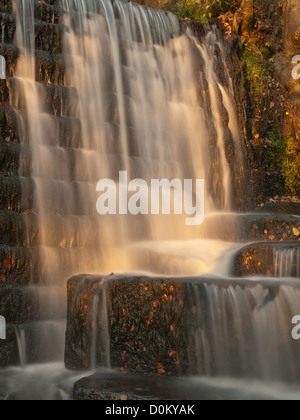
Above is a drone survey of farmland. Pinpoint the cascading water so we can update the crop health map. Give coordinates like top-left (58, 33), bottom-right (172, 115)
top-left (1, 0), bottom-right (300, 400)
top-left (274, 248), bottom-right (300, 278)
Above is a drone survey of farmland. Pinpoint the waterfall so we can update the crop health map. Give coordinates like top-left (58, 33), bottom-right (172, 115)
top-left (274, 247), bottom-right (300, 278)
top-left (15, 326), bottom-right (27, 368)
top-left (6, 0), bottom-right (299, 397)
top-left (12, 0), bottom-right (242, 287)
top-left (189, 283), bottom-right (300, 381)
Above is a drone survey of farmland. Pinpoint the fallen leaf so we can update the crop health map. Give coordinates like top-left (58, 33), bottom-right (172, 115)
top-left (3, 259), bottom-right (13, 268)
top-left (293, 227), bottom-right (300, 237)
top-left (169, 351), bottom-right (176, 359)
top-left (153, 300), bottom-right (160, 308)
top-left (162, 294), bottom-right (168, 304)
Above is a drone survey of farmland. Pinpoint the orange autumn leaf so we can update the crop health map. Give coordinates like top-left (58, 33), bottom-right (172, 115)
top-left (129, 325), bottom-right (135, 333)
top-left (128, 341), bottom-right (134, 347)
top-left (157, 363), bottom-right (164, 369)
top-left (3, 259), bottom-right (13, 268)
top-left (121, 351), bottom-right (126, 361)
top-left (122, 308), bottom-right (128, 317)
top-left (157, 368), bottom-right (166, 375)
top-left (0, 275), bottom-right (6, 282)
top-left (83, 359), bottom-right (89, 368)
top-left (162, 294), bottom-right (168, 304)
top-left (169, 351), bottom-right (176, 359)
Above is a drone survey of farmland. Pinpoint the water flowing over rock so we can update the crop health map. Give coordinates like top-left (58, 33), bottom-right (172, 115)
top-left (0, 0), bottom-right (299, 400)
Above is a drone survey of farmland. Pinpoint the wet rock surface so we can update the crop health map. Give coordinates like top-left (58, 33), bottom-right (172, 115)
top-left (65, 274), bottom-right (300, 378)
top-left (233, 241), bottom-right (300, 277)
top-left (73, 371), bottom-right (283, 401)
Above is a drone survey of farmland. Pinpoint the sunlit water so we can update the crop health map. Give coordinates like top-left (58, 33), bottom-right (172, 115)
top-left (1, 0), bottom-right (299, 399)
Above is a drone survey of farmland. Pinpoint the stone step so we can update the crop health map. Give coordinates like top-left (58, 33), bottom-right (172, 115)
top-left (0, 211), bottom-right (38, 247)
top-left (65, 274), bottom-right (300, 379)
top-left (255, 202), bottom-right (300, 216)
top-left (0, 12), bottom-right (63, 52)
top-left (34, 0), bottom-right (60, 25)
top-left (0, 1), bottom-right (12, 15)
top-left (73, 371), bottom-right (285, 401)
top-left (233, 241), bottom-right (300, 278)
top-left (0, 245), bottom-right (39, 285)
top-left (0, 106), bottom-right (18, 142)
top-left (0, 320), bottom-right (65, 367)
top-left (0, 1), bottom-right (59, 23)
top-left (0, 140), bottom-right (20, 176)
top-left (0, 13), bottom-right (16, 45)
top-left (0, 106), bottom-right (83, 148)
top-left (201, 213), bottom-right (300, 243)
top-left (0, 283), bottom-right (40, 324)
top-left (1, 209), bottom-right (300, 250)
top-left (0, 43), bottom-right (19, 78)
top-left (0, 281), bottom-right (66, 320)
top-left (35, 20), bottom-right (64, 54)
top-left (0, 176), bottom-right (33, 212)
top-left (0, 43), bottom-right (65, 84)
top-left (10, 80), bottom-right (79, 118)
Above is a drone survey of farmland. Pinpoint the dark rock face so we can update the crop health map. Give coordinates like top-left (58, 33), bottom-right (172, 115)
top-left (0, 284), bottom-right (40, 323)
top-left (66, 274), bottom-right (200, 375)
top-left (73, 371), bottom-right (280, 401)
top-left (233, 241), bottom-right (300, 277)
top-left (65, 273), bottom-right (300, 380)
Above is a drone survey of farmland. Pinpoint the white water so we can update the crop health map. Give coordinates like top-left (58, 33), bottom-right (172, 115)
top-left (2, 0), bottom-right (299, 400)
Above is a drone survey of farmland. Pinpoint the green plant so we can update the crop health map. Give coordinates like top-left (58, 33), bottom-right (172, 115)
top-left (159, 0), bottom-right (223, 23)
top-left (243, 45), bottom-right (270, 114)
top-left (283, 132), bottom-right (300, 195)
top-left (265, 131), bottom-right (284, 172)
